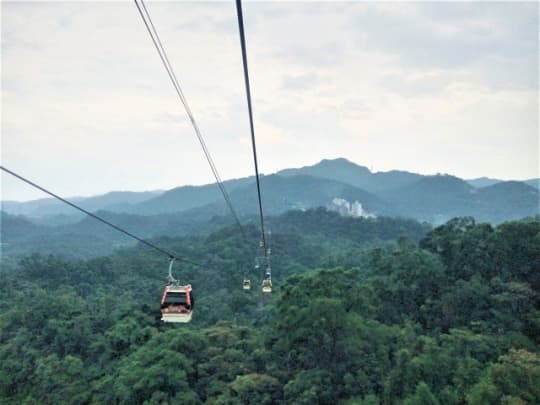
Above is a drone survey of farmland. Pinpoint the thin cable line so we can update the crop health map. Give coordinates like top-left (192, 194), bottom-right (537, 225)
top-left (0, 165), bottom-right (202, 267)
top-left (235, 0), bottom-right (267, 251)
top-left (134, 0), bottom-right (246, 240)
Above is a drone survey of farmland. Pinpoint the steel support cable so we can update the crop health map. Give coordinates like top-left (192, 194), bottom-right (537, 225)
top-left (136, 0), bottom-right (241, 235)
top-left (235, 0), bottom-right (267, 252)
top-left (138, 0), bottom-right (217, 182)
top-left (133, 0), bottom-right (246, 241)
top-left (0, 166), bottom-right (203, 267)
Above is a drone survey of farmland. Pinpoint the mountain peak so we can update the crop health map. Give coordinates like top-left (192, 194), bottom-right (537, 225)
top-left (277, 158), bottom-right (423, 194)
top-left (315, 157), bottom-right (371, 172)
top-left (278, 158), bottom-right (371, 178)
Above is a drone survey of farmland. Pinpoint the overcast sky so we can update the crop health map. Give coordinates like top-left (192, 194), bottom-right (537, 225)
top-left (2, 1), bottom-right (538, 201)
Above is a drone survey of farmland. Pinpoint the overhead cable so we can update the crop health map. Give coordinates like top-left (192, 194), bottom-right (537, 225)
top-left (133, 0), bottom-right (246, 240)
top-left (0, 165), bottom-right (202, 267)
top-left (234, 0), bottom-right (267, 251)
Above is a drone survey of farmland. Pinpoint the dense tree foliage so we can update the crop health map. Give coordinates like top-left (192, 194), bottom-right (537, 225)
top-left (1, 209), bottom-right (430, 262)
top-left (0, 211), bottom-right (538, 403)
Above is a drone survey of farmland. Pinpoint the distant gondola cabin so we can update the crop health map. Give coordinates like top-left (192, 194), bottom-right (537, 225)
top-left (262, 279), bottom-right (272, 293)
top-left (161, 284), bottom-right (193, 323)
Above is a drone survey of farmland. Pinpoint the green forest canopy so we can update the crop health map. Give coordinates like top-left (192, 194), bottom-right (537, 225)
top-left (0, 211), bottom-right (539, 404)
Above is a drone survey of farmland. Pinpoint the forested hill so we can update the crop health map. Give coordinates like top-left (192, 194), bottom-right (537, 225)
top-left (1, 216), bottom-right (538, 403)
top-left (1, 209), bottom-right (429, 261)
top-left (3, 158), bottom-right (538, 225)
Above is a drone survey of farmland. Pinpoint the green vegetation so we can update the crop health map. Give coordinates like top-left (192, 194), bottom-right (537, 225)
top-left (0, 212), bottom-right (538, 404)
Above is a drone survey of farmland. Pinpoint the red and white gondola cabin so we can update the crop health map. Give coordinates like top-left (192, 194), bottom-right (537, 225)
top-left (160, 284), bottom-right (193, 323)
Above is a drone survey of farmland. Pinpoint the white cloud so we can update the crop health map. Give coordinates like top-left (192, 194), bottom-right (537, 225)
top-left (1, 1), bottom-right (538, 201)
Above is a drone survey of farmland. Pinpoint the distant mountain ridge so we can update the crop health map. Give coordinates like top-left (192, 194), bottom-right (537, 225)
top-left (475, 181), bottom-right (540, 223)
top-left (1, 190), bottom-right (163, 219)
top-left (192, 174), bottom-right (393, 218)
top-left (523, 178), bottom-right (540, 190)
top-left (381, 174), bottom-right (477, 223)
top-left (2, 158), bottom-right (538, 226)
top-left (466, 177), bottom-right (503, 188)
top-left (467, 176), bottom-right (540, 189)
top-left (131, 177), bottom-right (254, 215)
top-left (277, 158), bottom-right (422, 193)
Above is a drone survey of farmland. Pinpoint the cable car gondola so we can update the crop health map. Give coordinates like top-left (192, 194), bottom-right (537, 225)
top-left (161, 258), bottom-right (194, 323)
top-left (161, 284), bottom-right (193, 323)
top-left (243, 279), bottom-right (251, 290)
top-left (262, 278), bottom-right (272, 293)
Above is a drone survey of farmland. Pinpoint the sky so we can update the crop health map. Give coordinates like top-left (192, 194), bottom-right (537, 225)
top-left (1, 1), bottom-right (538, 201)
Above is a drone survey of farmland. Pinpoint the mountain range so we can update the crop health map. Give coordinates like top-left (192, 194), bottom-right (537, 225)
top-left (1, 158), bottom-right (538, 229)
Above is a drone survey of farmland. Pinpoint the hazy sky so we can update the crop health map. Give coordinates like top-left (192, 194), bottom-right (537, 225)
top-left (2, 1), bottom-right (538, 201)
